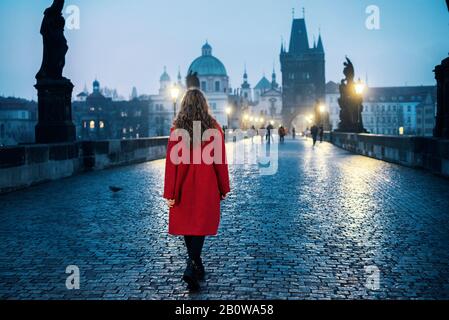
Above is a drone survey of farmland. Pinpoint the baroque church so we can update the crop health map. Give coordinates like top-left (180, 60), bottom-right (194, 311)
top-left (188, 42), bottom-right (230, 126)
top-left (237, 67), bottom-right (283, 126)
top-left (147, 42), bottom-right (230, 136)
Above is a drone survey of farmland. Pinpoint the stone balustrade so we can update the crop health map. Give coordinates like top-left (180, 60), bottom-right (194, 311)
top-left (329, 132), bottom-right (449, 178)
top-left (0, 137), bottom-right (168, 194)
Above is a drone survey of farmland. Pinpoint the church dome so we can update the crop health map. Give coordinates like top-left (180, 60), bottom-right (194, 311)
top-left (160, 66), bottom-right (171, 82)
top-left (188, 42), bottom-right (227, 77)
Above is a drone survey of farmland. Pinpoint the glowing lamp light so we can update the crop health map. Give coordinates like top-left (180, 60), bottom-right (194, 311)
top-left (319, 104), bottom-right (327, 113)
top-left (170, 85), bottom-right (180, 101)
top-left (355, 80), bottom-right (366, 95)
top-left (399, 127), bottom-right (404, 135)
top-left (226, 106), bottom-right (233, 115)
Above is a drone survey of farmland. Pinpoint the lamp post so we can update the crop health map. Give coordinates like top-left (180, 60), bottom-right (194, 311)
top-left (318, 103), bottom-right (328, 129)
top-left (225, 106), bottom-right (232, 129)
top-left (243, 114), bottom-right (249, 129)
top-left (355, 79), bottom-right (366, 96)
top-left (354, 78), bottom-right (366, 130)
top-left (170, 84), bottom-right (180, 119)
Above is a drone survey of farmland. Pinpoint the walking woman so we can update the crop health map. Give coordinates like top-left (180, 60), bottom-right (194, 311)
top-left (163, 84), bottom-right (231, 291)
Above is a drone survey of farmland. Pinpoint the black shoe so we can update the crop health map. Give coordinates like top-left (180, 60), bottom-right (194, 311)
top-left (183, 259), bottom-right (200, 292)
top-left (193, 259), bottom-right (205, 281)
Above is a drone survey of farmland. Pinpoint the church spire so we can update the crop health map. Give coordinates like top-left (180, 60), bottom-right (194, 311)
top-left (177, 67), bottom-right (182, 85)
top-left (271, 62), bottom-right (279, 89)
top-left (241, 63), bottom-right (250, 90)
top-left (317, 33), bottom-right (324, 52)
top-left (288, 16), bottom-right (310, 53)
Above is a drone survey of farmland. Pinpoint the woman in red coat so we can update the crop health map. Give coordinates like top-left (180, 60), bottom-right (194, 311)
top-left (163, 87), bottom-right (230, 291)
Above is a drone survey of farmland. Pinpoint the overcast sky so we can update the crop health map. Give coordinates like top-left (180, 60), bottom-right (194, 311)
top-left (0, 0), bottom-right (448, 100)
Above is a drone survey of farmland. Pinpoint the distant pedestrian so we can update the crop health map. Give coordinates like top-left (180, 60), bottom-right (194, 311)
top-left (266, 123), bottom-right (274, 143)
top-left (319, 126), bottom-right (324, 143)
top-left (278, 126), bottom-right (286, 143)
top-left (249, 125), bottom-right (257, 143)
top-left (292, 127), bottom-right (296, 139)
top-left (311, 124), bottom-right (319, 147)
top-left (259, 125), bottom-right (266, 144)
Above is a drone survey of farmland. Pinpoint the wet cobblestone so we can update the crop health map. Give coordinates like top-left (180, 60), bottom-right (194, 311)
top-left (1, 138), bottom-right (449, 299)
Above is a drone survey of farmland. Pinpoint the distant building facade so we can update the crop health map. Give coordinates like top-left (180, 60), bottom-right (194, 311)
top-left (0, 97), bottom-right (37, 146)
top-left (280, 15), bottom-right (325, 129)
top-left (327, 82), bottom-right (436, 136)
top-left (73, 80), bottom-right (150, 140)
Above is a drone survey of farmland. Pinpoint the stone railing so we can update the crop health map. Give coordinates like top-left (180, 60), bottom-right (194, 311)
top-left (329, 132), bottom-right (449, 178)
top-left (0, 137), bottom-right (168, 194)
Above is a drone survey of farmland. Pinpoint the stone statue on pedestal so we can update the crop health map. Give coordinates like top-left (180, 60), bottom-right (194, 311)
top-left (433, 1), bottom-right (449, 139)
top-left (336, 57), bottom-right (366, 133)
top-left (36, 0), bottom-right (68, 80)
top-left (35, 0), bottom-right (76, 144)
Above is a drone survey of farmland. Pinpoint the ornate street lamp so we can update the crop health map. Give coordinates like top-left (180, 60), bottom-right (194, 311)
top-left (355, 78), bottom-right (366, 96)
top-left (171, 84), bottom-right (180, 119)
top-left (225, 106), bottom-right (233, 129)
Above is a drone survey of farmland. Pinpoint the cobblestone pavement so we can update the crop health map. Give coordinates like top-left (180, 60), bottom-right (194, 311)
top-left (1, 138), bottom-right (449, 300)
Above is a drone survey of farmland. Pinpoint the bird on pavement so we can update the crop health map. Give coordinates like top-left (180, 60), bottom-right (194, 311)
top-left (109, 186), bottom-right (123, 193)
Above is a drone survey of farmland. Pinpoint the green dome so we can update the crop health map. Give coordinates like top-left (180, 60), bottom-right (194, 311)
top-left (160, 66), bottom-right (171, 82)
top-left (188, 42), bottom-right (227, 77)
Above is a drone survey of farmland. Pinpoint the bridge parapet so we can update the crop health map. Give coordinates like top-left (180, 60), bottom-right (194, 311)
top-left (0, 137), bottom-right (168, 194)
top-left (330, 132), bottom-right (449, 178)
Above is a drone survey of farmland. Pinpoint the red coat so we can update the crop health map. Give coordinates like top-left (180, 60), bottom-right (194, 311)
top-left (163, 126), bottom-right (230, 236)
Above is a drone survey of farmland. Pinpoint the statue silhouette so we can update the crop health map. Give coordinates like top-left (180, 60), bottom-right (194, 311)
top-left (337, 57), bottom-right (366, 133)
top-left (186, 71), bottom-right (200, 89)
top-left (343, 57), bottom-right (355, 84)
top-left (36, 0), bottom-right (68, 80)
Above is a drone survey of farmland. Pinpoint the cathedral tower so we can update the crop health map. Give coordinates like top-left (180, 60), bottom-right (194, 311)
top-left (280, 13), bottom-right (325, 127)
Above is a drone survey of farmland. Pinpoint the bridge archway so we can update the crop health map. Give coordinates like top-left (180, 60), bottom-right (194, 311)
top-left (284, 108), bottom-right (315, 134)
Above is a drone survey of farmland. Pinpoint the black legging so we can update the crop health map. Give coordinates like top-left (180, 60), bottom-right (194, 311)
top-left (184, 236), bottom-right (205, 262)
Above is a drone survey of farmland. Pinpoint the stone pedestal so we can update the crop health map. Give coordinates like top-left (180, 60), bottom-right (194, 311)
top-left (336, 84), bottom-right (367, 133)
top-left (35, 78), bottom-right (76, 144)
top-left (434, 57), bottom-right (449, 139)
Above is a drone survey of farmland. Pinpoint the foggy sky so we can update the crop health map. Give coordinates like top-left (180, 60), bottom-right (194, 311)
top-left (0, 0), bottom-right (448, 100)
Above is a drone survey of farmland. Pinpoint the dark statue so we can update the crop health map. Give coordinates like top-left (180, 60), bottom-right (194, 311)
top-left (433, 0), bottom-right (449, 138)
top-left (34, 0), bottom-right (76, 144)
top-left (186, 71), bottom-right (200, 89)
top-left (336, 57), bottom-right (367, 133)
top-left (36, 0), bottom-right (68, 80)
top-left (343, 57), bottom-right (355, 83)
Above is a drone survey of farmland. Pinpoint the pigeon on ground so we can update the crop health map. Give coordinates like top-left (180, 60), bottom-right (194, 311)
top-left (109, 186), bottom-right (123, 193)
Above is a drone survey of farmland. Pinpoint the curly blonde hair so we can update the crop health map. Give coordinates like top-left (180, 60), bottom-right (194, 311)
top-left (173, 89), bottom-right (218, 138)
